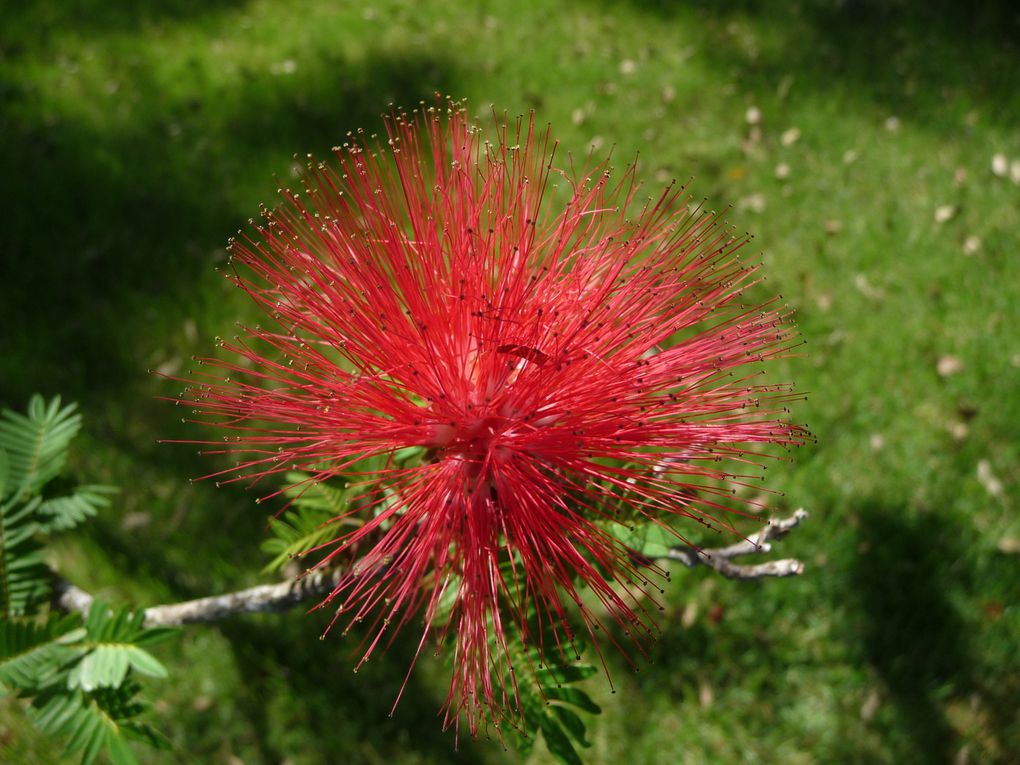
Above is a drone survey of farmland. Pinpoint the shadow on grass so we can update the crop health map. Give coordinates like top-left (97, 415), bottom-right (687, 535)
top-left (1, 0), bottom-right (251, 43)
top-left (594, 498), bottom-right (1004, 763)
top-left (0, 38), bottom-right (455, 563)
top-left (0, 48), bottom-right (455, 408)
top-left (594, 0), bottom-right (1019, 126)
top-left (217, 616), bottom-right (504, 765)
top-left (797, 0), bottom-right (1018, 124)
top-left (0, 34), bottom-right (457, 603)
top-left (848, 502), bottom-right (971, 764)
top-left (598, 568), bottom-right (799, 741)
top-left (0, 25), bottom-right (483, 761)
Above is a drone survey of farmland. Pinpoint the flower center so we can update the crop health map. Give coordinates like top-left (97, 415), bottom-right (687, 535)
top-left (428, 414), bottom-right (506, 459)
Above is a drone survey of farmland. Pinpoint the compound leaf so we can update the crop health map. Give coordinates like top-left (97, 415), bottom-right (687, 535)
top-left (0, 616), bottom-right (86, 690)
top-left (0, 395), bottom-right (81, 501)
top-left (37, 485), bottom-right (118, 533)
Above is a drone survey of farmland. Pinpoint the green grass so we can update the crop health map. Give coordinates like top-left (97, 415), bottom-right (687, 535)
top-left (2, 0), bottom-right (1018, 763)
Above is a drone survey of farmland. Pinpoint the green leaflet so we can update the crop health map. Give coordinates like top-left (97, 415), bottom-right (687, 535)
top-left (540, 712), bottom-right (585, 765)
top-left (64, 600), bottom-right (175, 692)
top-left (29, 603), bottom-right (176, 764)
top-left (542, 684), bottom-right (602, 715)
top-left (67, 644), bottom-right (169, 692)
top-left (0, 394), bottom-right (82, 501)
top-left (0, 397), bottom-right (174, 765)
top-left (0, 616), bottom-right (86, 690)
top-left (279, 470), bottom-right (350, 513)
top-left (261, 471), bottom-right (352, 573)
top-left (30, 681), bottom-right (169, 765)
top-left (537, 660), bottom-right (599, 686)
top-left (0, 445), bottom-right (8, 499)
top-left (1, 495), bottom-right (49, 617)
top-left (551, 706), bottom-right (590, 747)
top-left (509, 639), bottom-right (601, 765)
top-left (609, 519), bottom-right (682, 559)
top-left (0, 396), bottom-right (97, 617)
top-left (37, 485), bottom-right (118, 534)
top-left (262, 446), bottom-right (427, 573)
top-left (80, 601), bottom-right (177, 649)
top-left (391, 445), bottom-right (426, 467)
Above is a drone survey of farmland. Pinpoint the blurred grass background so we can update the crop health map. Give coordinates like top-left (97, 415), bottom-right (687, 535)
top-left (1, 0), bottom-right (1018, 763)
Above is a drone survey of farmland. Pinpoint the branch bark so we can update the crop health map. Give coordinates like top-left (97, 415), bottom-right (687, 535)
top-left (658, 508), bottom-right (809, 580)
top-left (54, 567), bottom-right (343, 627)
top-left (53, 510), bottom-right (808, 625)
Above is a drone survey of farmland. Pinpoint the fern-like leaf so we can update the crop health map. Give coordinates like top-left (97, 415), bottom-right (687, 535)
top-left (515, 644), bottom-right (601, 765)
top-left (65, 602), bottom-right (173, 691)
top-left (38, 485), bottom-right (118, 533)
top-left (0, 496), bottom-right (49, 617)
top-left (0, 615), bottom-right (86, 690)
top-left (24, 605), bottom-right (176, 763)
top-left (609, 518), bottom-right (681, 559)
top-left (0, 446), bottom-right (8, 500)
top-left (261, 471), bottom-right (353, 573)
top-left (0, 397), bottom-right (172, 764)
top-left (0, 395), bottom-right (81, 501)
top-left (67, 644), bottom-right (168, 692)
top-left (31, 680), bottom-right (162, 765)
top-left (0, 396), bottom-right (89, 616)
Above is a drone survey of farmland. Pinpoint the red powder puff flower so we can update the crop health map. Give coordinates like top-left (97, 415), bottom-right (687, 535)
top-left (176, 99), bottom-right (807, 735)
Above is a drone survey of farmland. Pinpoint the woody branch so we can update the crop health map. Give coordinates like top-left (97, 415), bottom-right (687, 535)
top-left (54, 567), bottom-right (345, 627)
top-left (659, 508), bottom-right (809, 579)
top-left (54, 510), bottom-right (807, 625)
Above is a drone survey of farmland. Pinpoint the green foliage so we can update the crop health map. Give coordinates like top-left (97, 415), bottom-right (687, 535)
top-left (0, 396), bottom-right (117, 617)
top-left (38, 485), bottom-right (118, 534)
top-left (67, 602), bottom-right (174, 692)
top-left (0, 396), bottom-right (172, 765)
top-left (515, 646), bottom-right (601, 765)
top-left (0, 615), bottom-right (85, 690)
top-left (7, 604), bottom-right (174, 765)
top-left (0, 395), bottom-right (81, 502)
top-left (261, 471), bottom-right (353, 573)
top-left (0, 495), bottom-right (49, 617)
top-left (2, 605), bottom-right (175, 765)
top-left (609, 520), bottom-right (682, 560)
top-left (30, 681), bottom-right (170, 765)
top-left (261, 451), bottom-right (424, 573)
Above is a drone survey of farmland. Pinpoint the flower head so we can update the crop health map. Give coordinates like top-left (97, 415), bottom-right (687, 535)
top-left (178, 100), bottom-right (807, 734)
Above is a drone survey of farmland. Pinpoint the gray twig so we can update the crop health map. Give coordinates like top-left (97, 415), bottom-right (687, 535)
top-left (53, 510), bottom-right (808, 626)
top-left (54, 567), bottom-right (343, 627)
top-left (660, 508), bottom-right (808, 580)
